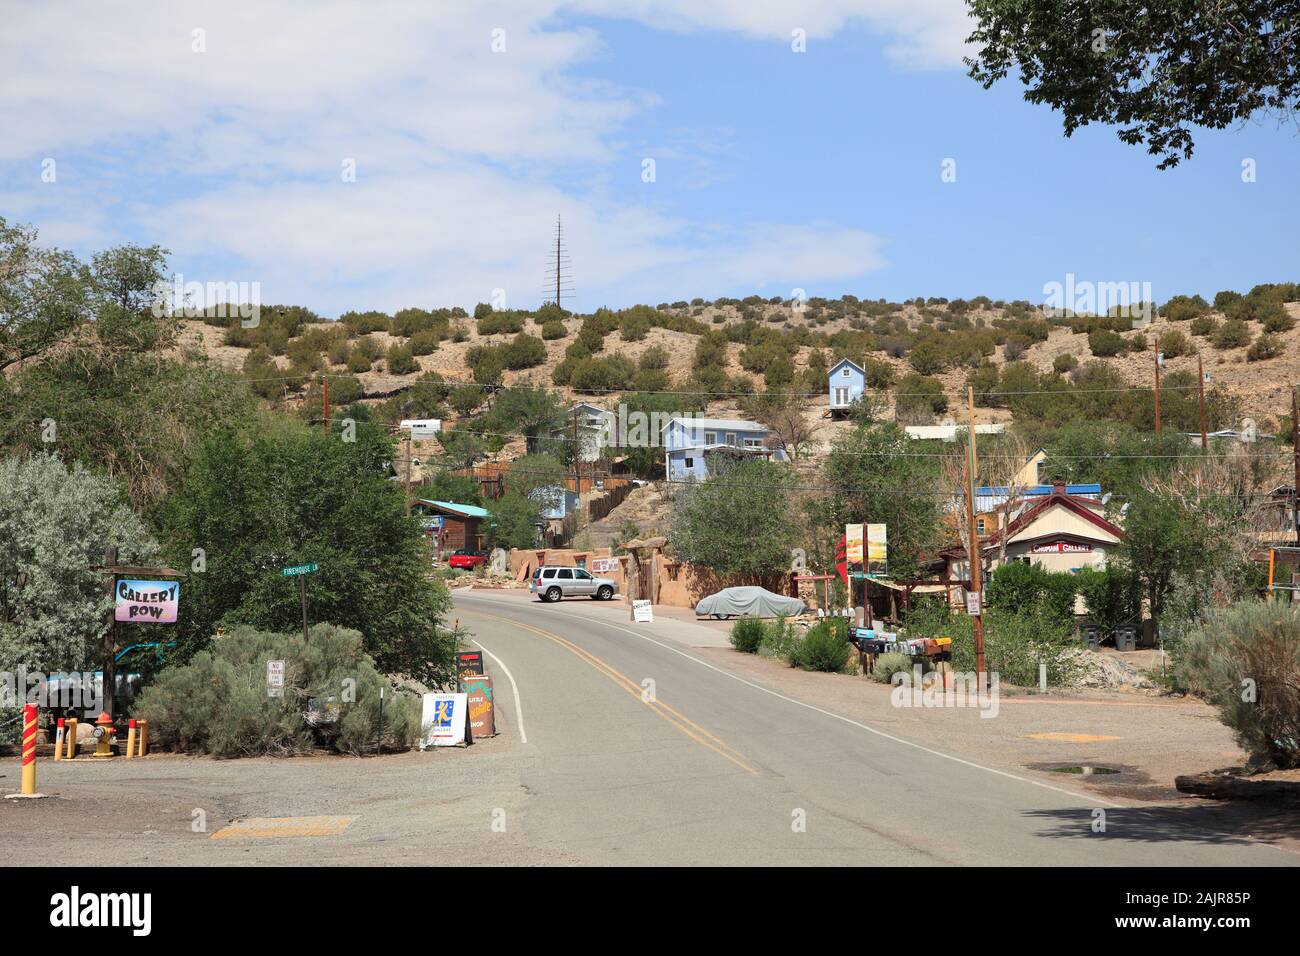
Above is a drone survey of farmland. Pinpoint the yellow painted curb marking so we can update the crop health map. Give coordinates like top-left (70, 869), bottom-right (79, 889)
top-left (211, 816), bottom-right (354, 840)
top-left (472, 610), bottom-right (758, 775)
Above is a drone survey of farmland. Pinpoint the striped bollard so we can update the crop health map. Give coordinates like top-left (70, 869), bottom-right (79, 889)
top-left (54, 718), bottom-right (65, 762)
top-left (20, 704), bottom-right (37, 794)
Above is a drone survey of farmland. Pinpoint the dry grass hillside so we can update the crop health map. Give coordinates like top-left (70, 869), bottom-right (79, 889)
top-left (173, 289), bottom-right (1300, 452)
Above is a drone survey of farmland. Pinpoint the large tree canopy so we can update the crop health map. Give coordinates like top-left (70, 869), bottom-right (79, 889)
top-left (966, 1), bottom-right (1300, 168)
top-left (159, 424), bottom-right (456, 686)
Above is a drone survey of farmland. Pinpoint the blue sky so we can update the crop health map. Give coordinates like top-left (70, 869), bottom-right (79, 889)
top-left (2, 2), bottom-right (1296, 317)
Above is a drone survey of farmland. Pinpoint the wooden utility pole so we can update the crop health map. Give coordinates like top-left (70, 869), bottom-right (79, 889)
top-left (101, 546), bottom-right (118, 719)
top-left (1197, 353), bottom-right (1208, 451)
top-left (556, 219), bottom-right (563, 310)
top-left (1291, 387), bottom-right (1300, 546)
top-left (965, 387), bottom-right (986, 678)
top-left (1153, 335), bottom-right (1162, 435)
top-left (322, 375), bottom-right (330, 434)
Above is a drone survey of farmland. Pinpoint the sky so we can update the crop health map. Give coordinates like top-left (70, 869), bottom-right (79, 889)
top-left (2, 1), bottom-right (1297, 318)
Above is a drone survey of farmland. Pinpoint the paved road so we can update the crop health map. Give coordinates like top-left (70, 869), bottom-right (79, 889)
top-left (451, 590), bottom-right (1297, 866)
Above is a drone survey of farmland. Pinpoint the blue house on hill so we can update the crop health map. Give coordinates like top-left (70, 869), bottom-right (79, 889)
top-left (828, 358), bottom-right (865, 415)
top-left (662, 416), bottom-right (783, 480)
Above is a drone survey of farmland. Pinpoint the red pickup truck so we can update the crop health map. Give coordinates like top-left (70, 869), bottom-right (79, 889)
top-left (447, 549), bottom-right (490, 570)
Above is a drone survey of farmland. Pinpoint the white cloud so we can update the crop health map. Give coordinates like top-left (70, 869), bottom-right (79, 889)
top-left (0, 1), bottom-right (942, 311)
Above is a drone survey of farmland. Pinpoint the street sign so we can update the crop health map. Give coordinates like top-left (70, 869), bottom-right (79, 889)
top-left (266, 660), bottom-right (285, 698)
top-left (281, 563), bottom-right (319, 577)
top-left (965, 590), bottom-right (983, 617)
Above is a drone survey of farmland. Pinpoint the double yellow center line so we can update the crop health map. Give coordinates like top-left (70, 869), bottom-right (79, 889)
top-left (470, 610), bottom-right (758, 775)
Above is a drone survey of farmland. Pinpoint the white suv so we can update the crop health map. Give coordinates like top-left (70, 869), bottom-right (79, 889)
top-left (530, 566), bottom-right (618, 602)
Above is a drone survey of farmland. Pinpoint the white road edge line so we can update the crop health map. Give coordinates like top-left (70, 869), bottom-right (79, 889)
top-left (472, 638), bottom-right (527, 745)
top-left (456, 594), bottom-right (1119, 809)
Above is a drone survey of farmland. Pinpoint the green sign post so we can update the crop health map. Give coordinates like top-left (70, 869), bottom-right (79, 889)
top-left (281, 563), bottom-right (319, 642)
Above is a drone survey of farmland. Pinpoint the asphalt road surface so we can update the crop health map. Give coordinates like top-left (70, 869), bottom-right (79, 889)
top-left (448, 590), bottom-right (1297, 867)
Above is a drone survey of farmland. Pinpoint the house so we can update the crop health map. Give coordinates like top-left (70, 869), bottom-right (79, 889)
top-left (410, 499), bottom-right (489, 553)
top-left (1014, 448), bottom-right (1047, 487)
top-left (529, 486), bottom-right (581, 520)
top-left (828, 358), bottom-right (865, 414)
top-left (662, 416), bottom-right (784, 480)
top-left (904, 422), bottom-right (1006, 442)
top-left (966, 482), bottom-right (1102, 540)
top-left (941, 482), bottom-right (1124, 592)
top-left (553, 402), bottom-right (615, 462)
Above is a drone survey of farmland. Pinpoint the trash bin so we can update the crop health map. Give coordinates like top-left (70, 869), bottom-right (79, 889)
top-left (1082, 625), bottom-right (1100, 649)
top-left (1115, 626), bottom-right (1137, 652)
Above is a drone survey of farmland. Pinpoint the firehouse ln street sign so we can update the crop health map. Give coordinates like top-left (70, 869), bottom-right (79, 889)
top-left (281, 563), bottom-right (319, 577)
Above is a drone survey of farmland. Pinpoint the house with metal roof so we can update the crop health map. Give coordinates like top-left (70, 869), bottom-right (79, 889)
top-left (828, 358), bottom-right (865, 415)
top-left (410, 499), bottom-right (489, 552)
top-left (661, 416), bottom-right (784, 480)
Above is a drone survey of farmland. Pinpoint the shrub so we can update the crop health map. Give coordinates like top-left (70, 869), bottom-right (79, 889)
top-left (477, 311), bottom-right (525, 335)
top-left (1158, 328), bottom-right (1191, 358)
top-left (1161, 294), bottom-right (1209, 322)
top-left (730, 616), bottom-right (766, 654)
top-left (1190, 315), bottom-right (1217, 338)
top-left (540, 319), bottom-right (567, 340)
top-left (793, 619), bottom-right (852, 672)
top-left (758, 616), bottom-right (800, 664)
top-left (895, 373), bottom-right (948, 420)
top-left (1003, 338), bottom-right (1028, 361)
top-left (1262, 306), bottom-right (1296, 333)
top-left (1212, 319), bottom-right (1252, 349)
top-left (386, 344), bottom-right (419, 375)
top-left (863, 358), bottom-right (895, 389)
top-left (1175, 601), bottom-right (1300, 769)
top-left (500, 333), bottom-right (546, 370)
top-left (1247, 332), bottom-right (1283, 361)
top-left (1052, 353), bottom-right (1078, 374)
top-left (409, 331), bottom-right (439, 355)
top-left (346, 349), bottom-right (372, 373)
top-left (1088, 329), bottom-right (1126, 357)
top-left (132, 624), bottom-right (422, 757)
top-left (871, 652), bottom-right (915, 685)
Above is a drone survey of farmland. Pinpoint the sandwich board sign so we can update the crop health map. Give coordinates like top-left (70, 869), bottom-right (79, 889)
top-left (419, 693), bottom-right (468, 748)
top-left (632, 599), bottom-right (654, 623)
top-left (458, 675), bottom-right (497, 738)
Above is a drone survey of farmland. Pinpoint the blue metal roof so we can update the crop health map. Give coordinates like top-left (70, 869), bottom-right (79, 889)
top-left (975, 484), bottom-right (1101, 497)
top-left (418, 500), bottom-right (490, 518)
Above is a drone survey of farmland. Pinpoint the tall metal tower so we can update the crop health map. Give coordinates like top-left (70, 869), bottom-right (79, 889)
top-left (542, 215), bottom-right (574, 311)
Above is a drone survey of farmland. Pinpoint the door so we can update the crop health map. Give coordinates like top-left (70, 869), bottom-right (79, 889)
top-left (833, 386), bottom-right (849, 406)
top-left (571, 568), bottom-right (596, 595)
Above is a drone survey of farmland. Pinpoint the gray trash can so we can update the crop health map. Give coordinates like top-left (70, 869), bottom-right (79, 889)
top-left (1115, 625), bottom-right (1137, 652)
top-left (1082, 625), bottom-right (1100, 649)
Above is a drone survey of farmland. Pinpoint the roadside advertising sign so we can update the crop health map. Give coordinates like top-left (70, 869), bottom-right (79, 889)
top-left (632, 599), bottom-right (654, 623)
top-left (844, 524), bottom-right (864, 576)
top-left (456, 650), bottom-right (485, 679)
top-left (114, 580), bottom-right (179, 623)
top-left (399, 419), bottom-right (442, 439)
top-left (589, 557), bottom-right (620, 574)
top-left (419, 693), bottom-right (468, 748)
top-left (458, 675), bottom-right (496, 738)
top-left (866, 523), bottom-right (887, 578)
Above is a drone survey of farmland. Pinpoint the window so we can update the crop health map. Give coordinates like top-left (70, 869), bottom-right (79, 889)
top-left (725, 432), bottom-right (737, 446)
top-left (744, 438), bottom-right (762, 448)
top-left (557, 569), bottom-right (573, 580)
top-left (842, 368), bottom-right (851, 377)
top-left (976, 518), bottom-right (986, 534)
top-left (704, 431), bottom-right (717, 445)
top-left (684, 457), bottom-right (695, 468)
top-left (574, 569), bottom-right (592, 580)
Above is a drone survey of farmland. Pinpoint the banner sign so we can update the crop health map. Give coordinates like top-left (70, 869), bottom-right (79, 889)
top-left (114, 580), bottom-right (179, 623)
top-left (419, 693), bottom-right (468, 748)
top-left (844, 524), bottom-right (864, 576)
top-left (399, 419), bottom-right (442, 439)
top-left (866, 524), bottom-right (888, 578)
top-left (1029, 541), bottom-right (1093, 554)
top-left (589, 557), bottom-right (620, 574)
top-left (458, 675), bottom-right (496, 738)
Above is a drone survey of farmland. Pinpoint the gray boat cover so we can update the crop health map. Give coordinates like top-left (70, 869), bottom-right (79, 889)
top-left (694, 586), bottom-right (806, 618)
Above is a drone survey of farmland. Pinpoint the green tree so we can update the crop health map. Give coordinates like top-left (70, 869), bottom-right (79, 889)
top-left (0, 217), bottom-right (88, 372)
top-left (812, 422), bottom-right (942, 580)
top-left (669, 458), bottom-right (798, 584)
top-left (0, 455), bottom-right (159, 676)
top-left (159, 425), bottom-right (456, 684)
top-left (967, 2), bottom-right (1300, 168)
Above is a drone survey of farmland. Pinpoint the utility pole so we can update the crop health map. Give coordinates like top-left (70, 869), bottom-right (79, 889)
top-left (1153, 335), bottom-right (1162, 435)
top-left (102, 546), bottom-right (118, 719)
top-left (1291, 386), bottom-right (1300, 547)
top-left (965, 387), bottom-right (986, 679)
top-left (1197, 352), bottom-right (1208, 451)
top-left (322, 375), bottom-right (330, 435)
top-left (543, 215), bottom-right (574, 311)
top-left (556, 218), bottom-right (562, 310)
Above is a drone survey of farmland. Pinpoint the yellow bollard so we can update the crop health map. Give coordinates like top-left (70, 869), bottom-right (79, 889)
top-left (53, 718), bottom-right (64, 762)
top-left (20, 704), bottom-right (37, 795)
top-left (138, 719), bottom-right (148, 757)
top-left (125, 719), bottom-right (137, 760)
top-left (65, 717), bottom-right (78, 759)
